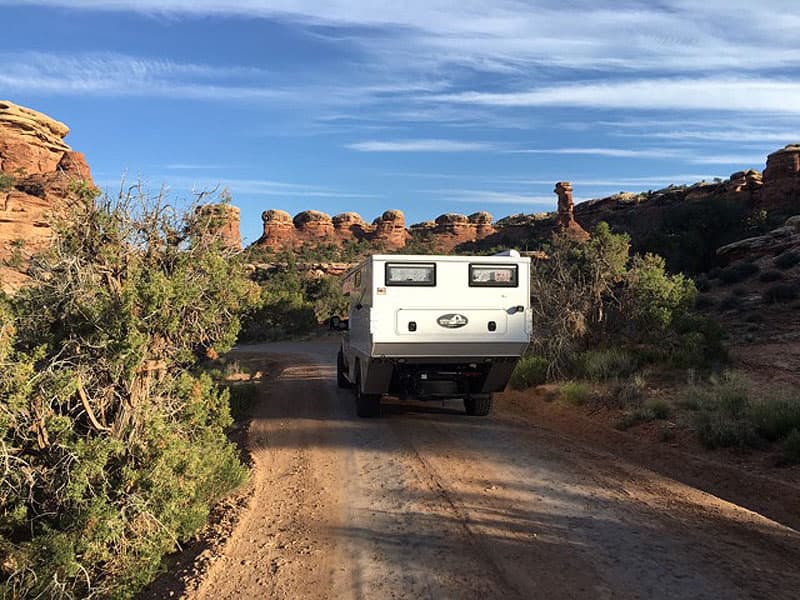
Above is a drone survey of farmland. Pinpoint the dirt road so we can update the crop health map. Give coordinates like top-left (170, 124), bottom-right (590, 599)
top-left (194, 340), bottom-right (800, 600)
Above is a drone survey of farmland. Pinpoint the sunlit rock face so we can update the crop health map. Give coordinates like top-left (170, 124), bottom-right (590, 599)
top-left (196, 204), bottom-right (242, 249)
top-left (554, 181), bottom-right (589, 242)
top-left (0, 100), bottom-right (97, 293)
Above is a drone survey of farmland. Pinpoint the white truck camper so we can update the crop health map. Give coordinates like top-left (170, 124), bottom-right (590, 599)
top-left (337, 252), bottom-right (532, 417)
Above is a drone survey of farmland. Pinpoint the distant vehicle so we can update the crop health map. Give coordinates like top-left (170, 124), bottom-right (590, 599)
top-left (337, 251), bottom-right (532, 417)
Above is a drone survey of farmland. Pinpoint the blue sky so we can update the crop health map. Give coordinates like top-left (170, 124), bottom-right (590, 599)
top-left (1, 1), bottom-right (799, 244)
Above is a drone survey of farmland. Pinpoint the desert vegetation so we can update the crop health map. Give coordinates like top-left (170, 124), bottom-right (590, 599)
top-left (510, 222), bottom-right (800, 464)
top-left (0, 186), bottom-right (259, 598)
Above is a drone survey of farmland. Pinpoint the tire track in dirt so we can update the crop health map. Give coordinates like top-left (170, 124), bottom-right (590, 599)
top-left (188, 341), bottom-right (800, 600)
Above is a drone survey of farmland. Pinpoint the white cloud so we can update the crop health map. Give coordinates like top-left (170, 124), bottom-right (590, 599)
top-left (421, 189), bottom-right (559, 205)
top-left (347, 139), bottom-right (492, 152)
top-left (431, 78), bottom-right (800, 114)
top-left (510, 147), bottom-right (667, 159)
top-left (7, 1), bottom-right (800, 73)
top-left (94, 174), bottom-right (375, 199)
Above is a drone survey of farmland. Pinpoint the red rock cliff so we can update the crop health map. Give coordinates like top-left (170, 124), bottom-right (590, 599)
top-left (0, 100), bottom-right (97, 292)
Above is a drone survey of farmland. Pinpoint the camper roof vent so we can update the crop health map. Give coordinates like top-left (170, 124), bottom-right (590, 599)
top-left (492, 249), bottom-right (520, 257)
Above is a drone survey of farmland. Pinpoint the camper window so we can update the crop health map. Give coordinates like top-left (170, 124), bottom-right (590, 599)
top-left (469, 264), bottom-right (518, 287)
top-left (385, 262), bottom-right (436, 286)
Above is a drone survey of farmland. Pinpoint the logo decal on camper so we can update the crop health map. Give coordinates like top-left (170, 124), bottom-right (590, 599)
top-left (437, 313), bottom-right (468, 328)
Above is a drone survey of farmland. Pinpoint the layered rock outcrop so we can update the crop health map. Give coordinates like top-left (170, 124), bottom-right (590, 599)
top-left (332, 212), bottom-right (368, 239)
top-left (1, 100), bottom-right (97, 292)
top-left (717, 215), bottom-right (800, 261)
top-left (195, 204), bottom-right (241, 248)
top-left (254, 208), bottom-right (410, 251)
top-left (761, 144), bottom-right (800, 212)
top-left (373, 210), bottom-right (410, 249)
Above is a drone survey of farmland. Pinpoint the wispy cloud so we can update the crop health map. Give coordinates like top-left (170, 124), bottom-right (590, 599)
top-left (9, 1), bottom-right (800, 74)
top-left (430, 77), bottom-right (800, 114)
top-left (347, 139), bottom-right (492, 152)
top-left (509, 148), bottom-right (666, 159)
top-left (421, 189), bottom-right (560, 206)
top-left (164, 163), bottom-right (242, 170)
top-left (94, 174), bottom-right (376, 199)
top-left (507, 146), bottom-right (768, 166)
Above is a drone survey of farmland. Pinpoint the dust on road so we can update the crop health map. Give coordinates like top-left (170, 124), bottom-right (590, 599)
top-left (193, 340), bottom-right (800, 600)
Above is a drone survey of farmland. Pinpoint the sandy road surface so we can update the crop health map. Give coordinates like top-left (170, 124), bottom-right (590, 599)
top-left (194, 340), bottom-right (800, 600)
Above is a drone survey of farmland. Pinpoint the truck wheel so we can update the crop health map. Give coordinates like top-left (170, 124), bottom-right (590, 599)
top-left (464, 394), bottom-right (493, 416)
top-left (337, 349), bottom-right (352, 389)
top-left (355, 367), bottom-right (381, 418)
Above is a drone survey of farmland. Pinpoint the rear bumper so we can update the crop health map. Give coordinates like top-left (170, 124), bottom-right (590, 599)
top-left (371, 341), bottom-right (529, 359)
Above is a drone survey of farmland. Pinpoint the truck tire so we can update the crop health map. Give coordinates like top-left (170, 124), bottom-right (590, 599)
top-left (355, 366), bottom-right (381, 418)
top-left (337, 349), bottom-right (352, 389)
top-left (464, 393), bottom-right (493, 416)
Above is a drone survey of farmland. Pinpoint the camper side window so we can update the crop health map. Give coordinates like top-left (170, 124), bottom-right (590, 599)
top-left (469, 264), bottom-right (518, 287)
top-left (385, 263), bottom-right (436, 286)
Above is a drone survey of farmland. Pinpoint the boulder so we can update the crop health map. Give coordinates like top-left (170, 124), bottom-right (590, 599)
top-left (717, 215), bottom-right (800, 260)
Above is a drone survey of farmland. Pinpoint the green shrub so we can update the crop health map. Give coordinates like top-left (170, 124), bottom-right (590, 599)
top-left (749, 388), bottom-right (800, 441)
top-left (759, 270), bottom-right (784, 283)
top-left (562, 381), bottom-right (592, 405)
top-left (225, 382), bottom-right (260, 421)
top-left (606, 375), bottom-right (647, 409)
top-left (573, 347), bottom-right (638, 381)
top-left (689, 373), bottom-right (800, 451)
top-left (647, 398), bottom-right (672, 419)
top-left (691, 372), bottom-right (758, 449)
top-left (0, 172), bottom-right (13, 191)
top-left (0, 189), bottom-right (258, 599)
top-left (671, 314), bottom-right (728, 369)
top-left (509, 355), bottom-right (549, 389)
top-left (774, 251), bottom-right (800, 270)
top-left (623, 253), bottom-right (697, 334)
top-left (694, 274), bottom-right (711, 292)
top-left (615, 408), bottom-right (653, 430)
top-left (718, 261), bottom-right (759, 285)
top-left (783, 429), bottom-right (800, 465)
top-left (763, 283), bottom-right (800, 304)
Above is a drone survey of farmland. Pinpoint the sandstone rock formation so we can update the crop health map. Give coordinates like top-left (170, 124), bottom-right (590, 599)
top-left (717, 215), bottom-right (800, 261)
top-left (293, 210), bottom-right (335, 240)
top-left (196, 204), bottom-right (241, 248)
top-left (373, 209), bottom-right (410, 250)
top-left (332, 212), bottom-right (368, 240)
top-left (254, 209), bottom-right (409, 251)
top-left (469, 211), bottom-right (496, 239)
top-left (554, 181), bottom-right (589, 241)
top-left (1, 100), bottom-right (97, 293)
top-left (761, 144), bottom-right (800, 212)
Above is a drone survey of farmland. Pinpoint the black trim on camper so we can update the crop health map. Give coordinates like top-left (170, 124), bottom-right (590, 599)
top-left (468, 263), bottom-right (519, 288)
top-left (385, 262), bottom-right (437, 287)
